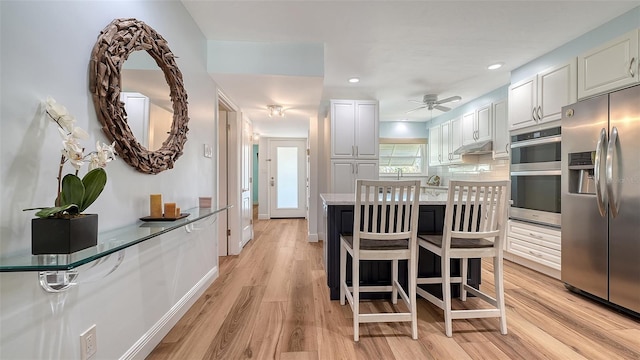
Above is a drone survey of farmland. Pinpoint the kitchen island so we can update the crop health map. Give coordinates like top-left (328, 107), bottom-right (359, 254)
top-left (321, 192), bottom-right (481, 300)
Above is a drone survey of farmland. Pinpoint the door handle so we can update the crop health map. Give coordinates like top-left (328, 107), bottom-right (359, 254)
top-left (606, 126), bottom-right (619, 218)
top-left (594, 128), bottom-right (607, 217)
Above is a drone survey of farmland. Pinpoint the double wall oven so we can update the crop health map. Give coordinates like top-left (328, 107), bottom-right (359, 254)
top-left (510, 127), bottom-right (561, 227)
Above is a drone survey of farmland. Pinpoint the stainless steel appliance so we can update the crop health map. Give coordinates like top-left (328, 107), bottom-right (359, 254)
top-left (561, 84), bottom-right (640, 316)
top-left (510, 127), bottom-right (562, 227)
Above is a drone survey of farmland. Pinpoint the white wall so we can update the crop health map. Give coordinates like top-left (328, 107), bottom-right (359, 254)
top-left (0, 2), bottom-right (220, 359)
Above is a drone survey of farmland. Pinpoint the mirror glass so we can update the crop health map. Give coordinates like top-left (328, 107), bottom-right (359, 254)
top-left (121, 51), bottom-right (172, 151)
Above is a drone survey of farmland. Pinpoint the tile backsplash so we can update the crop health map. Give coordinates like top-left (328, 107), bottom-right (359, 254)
top-left (429, 154), bottom-right (509, 185)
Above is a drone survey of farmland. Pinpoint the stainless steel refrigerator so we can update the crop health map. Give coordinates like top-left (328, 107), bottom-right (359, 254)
top-left (561, 84), bottom-right (640, 315)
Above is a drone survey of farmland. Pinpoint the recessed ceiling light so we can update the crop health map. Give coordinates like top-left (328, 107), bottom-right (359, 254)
top-left (348, 77), bottom-right (360, 83)
top-left (487, 63), bottom-right (504, 70)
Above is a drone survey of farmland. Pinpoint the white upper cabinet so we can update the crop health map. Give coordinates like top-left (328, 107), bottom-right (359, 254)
top-left (492, 98), bottom-right (509, 159)
top-left (509, 59), bottom-right (576, 131)
top-left (578, 29), bottom-right (639, 99)
top-left (430, 117), bottom-right (463, 166)
top-left (330, 100), bottom-right (379, 159)
top-left (428, 125), bottom-right (442, 166)
top-left (462, 105), bottom-right (492, 145)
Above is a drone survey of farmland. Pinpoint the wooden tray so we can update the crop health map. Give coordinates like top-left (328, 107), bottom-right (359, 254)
top-left (140, 213), bottom-right (189, 222)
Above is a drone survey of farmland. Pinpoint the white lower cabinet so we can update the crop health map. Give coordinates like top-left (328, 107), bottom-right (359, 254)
top-left (505, 220), bottom-right (561, 279)
top-left (330, 159), bottom-right (378, 193)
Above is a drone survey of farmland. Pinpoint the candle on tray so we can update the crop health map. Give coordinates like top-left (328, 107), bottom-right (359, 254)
top-left (164, 202), bottom-right (176, 218)
top-left (176, 207), bottom-right (181, 218)
top-left (150, 194), bottom-right (162, 218)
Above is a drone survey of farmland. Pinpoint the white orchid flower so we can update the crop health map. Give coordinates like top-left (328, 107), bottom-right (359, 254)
top-left (72, 126), bottom-right (89, 140)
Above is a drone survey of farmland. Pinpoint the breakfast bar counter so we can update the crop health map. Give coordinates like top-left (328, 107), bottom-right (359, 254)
top-left (321, 192), bottom-right (481, 300)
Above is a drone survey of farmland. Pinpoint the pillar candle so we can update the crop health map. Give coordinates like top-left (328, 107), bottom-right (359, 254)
top-left (176, 207), bottom-right (181, 218)
top-left (150, 194), bottom-right (162, 218)
top-left (164, 203), bottom-right (176, 218)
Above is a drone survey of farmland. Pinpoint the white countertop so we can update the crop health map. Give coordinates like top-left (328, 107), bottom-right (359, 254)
top-left (320, 192), bottom-right (450, 206)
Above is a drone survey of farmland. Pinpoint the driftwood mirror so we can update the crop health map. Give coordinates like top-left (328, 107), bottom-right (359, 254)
top-left (89, 18), bottom-right (189, 174)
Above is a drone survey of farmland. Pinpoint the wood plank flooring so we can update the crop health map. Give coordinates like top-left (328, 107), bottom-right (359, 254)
top-left (148, 217), bottom-right (640, 360)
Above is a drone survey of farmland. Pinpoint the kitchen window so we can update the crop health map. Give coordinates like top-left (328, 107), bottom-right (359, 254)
top-left (379, 138), bottom-right (427, 175)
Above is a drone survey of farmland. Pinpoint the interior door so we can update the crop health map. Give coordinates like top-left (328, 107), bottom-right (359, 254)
top-left (268, 139), bottom-right (307, 218)
top-left (241, 118), bottom-right (253, 247)
top-left (217, 109), bottom-right (229, 256)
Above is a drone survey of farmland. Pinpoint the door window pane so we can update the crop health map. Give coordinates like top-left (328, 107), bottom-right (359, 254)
top-left (277, 146), bottom-right (298, 208)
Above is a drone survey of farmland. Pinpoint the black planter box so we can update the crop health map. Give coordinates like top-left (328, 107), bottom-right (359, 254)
top-left (31, 214), bottom-right (98, 255)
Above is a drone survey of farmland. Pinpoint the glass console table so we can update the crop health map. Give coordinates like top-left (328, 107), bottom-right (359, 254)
top-left (0, 206), bottom-right (229, 292)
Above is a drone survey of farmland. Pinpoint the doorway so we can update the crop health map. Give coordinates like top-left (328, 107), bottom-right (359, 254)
top-left (218, 92), bottom-right (254, 256)
top-left (268, 138), bottom-right (307, 218)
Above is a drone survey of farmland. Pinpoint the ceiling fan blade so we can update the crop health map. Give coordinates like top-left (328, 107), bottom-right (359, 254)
top-left (408, 100), bottom-right (424, 104)
top-left (434, 105), bottom-right (451, 112)
top-left (436, 95), bottom-right (462, 104)
top-left (406, 105), bottom-right (427, 113)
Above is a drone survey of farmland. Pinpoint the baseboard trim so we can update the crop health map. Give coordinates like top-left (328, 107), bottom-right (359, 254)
top-left (308, 233), bottom-right (318, 242)
top-left (258, 214), bottom-right (269, 220)
top-left (504, 253), bottom-right (560, 280)
top-left (120, 266), bottom-right (219, 360)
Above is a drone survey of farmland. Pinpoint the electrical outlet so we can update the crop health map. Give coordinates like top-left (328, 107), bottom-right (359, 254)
top-left (80, 324), bottom-right (97, 360)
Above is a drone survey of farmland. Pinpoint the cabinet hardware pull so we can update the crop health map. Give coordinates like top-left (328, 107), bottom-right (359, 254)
top-left (505, 143), bottom-right (510, 153)
top-left (528, 250), bottom-right (543, 257)
top-left (355, 146), bottom-right (359, 157)
top-left (537, 106), bottom-right (542, 120)
top-left (629, 57), bottom-right (636, 78)
top-left (532, 107), bottom-right (538, 121)
top-left (528, 232), bottom-right (544, 240)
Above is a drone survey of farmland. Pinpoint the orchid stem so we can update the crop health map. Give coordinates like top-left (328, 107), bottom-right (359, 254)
top-left (55, 154), bottom-right (65, 207)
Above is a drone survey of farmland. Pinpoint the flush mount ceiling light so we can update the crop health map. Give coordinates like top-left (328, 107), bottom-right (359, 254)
top-left (348, 77), bottom-right (360, 83)
top-left (488, 62), bottom-right (504, 70)
top-left (267, 105), bottom-right (284, 117)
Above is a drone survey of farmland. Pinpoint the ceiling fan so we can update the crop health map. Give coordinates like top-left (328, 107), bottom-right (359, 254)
top-left (407, 94), bottom-right (462, 113)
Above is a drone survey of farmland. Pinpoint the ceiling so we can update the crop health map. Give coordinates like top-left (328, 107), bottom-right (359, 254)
top-left (181, 1), bottom-right (639, 137)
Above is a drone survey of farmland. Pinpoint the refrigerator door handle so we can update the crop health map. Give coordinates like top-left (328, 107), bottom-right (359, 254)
top-left (606, 126), bottom-right (620, 218)
top-left (594, 128), bottom-right (608, 217)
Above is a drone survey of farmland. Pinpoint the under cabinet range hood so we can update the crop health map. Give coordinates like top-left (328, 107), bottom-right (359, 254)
top-left (453, 140), bottom-right (493, 155)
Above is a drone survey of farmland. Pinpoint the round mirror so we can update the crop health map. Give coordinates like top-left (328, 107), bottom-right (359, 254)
top-left (89, 18), bottom-right (189, 174)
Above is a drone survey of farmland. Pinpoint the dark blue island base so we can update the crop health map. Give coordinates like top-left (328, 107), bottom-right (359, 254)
top-left (324, 204), bottom-right (481, 300)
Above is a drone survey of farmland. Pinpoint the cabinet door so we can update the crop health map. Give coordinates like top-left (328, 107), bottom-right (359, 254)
top-left (476, 104), bottom-right (492, 142)
top-left (428, 126), bottom-right (441, 166)
top-left (578, 29), bottom-right (639, 99)
top-left (330, 160), bottom-right (355, 193)
top-left (508, 76), bottom-right (537, 130)
top-left (492, 98), bottom-right (510, 159)
top-left (539, 60), bottom-right (577, 124)
top-left (355, 161), bottom-right (379, 181)
top-left (355, 101), bottom-right (379, 159)
top-left (440, 121), bottom-right (451, 165)
top-left (330, 100), bottom-right (355, 158)
top-left (461, 111), bottom-right (476, 145)
top-left (449, 116), bottom-right (463, 164)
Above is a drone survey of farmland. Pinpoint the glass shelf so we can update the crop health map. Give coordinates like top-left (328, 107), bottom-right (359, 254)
top-left (0, 206), bottom-right (229, 272)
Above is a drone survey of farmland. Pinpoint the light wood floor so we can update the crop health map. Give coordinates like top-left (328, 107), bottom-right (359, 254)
top-left (148, 217), bottom-right (640, 360)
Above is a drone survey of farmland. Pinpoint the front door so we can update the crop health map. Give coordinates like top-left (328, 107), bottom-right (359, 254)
top-left (268, 139), bottom-right (307, 218)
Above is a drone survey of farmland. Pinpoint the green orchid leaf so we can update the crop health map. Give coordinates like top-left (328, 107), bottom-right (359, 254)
top-left (34, 204), bottom-right (78, 218)
top-left (81, 168), bottom-right (107, 212)
top-left (61, 174), bottom-right (84, 214)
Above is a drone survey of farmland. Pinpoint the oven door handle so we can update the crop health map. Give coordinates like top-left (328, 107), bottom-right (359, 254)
top-left (510, 170), bottom-right (561, 176)
top-left (510, 135), bottom-right (561, 149)
top-left (594, 128), bottom-right (607, 217)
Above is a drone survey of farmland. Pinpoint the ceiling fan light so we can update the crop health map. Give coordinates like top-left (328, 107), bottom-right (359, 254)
top-left (488, 62), bottom-right (504, 70)
top-left (348, 77), bottom-right (360, 83)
